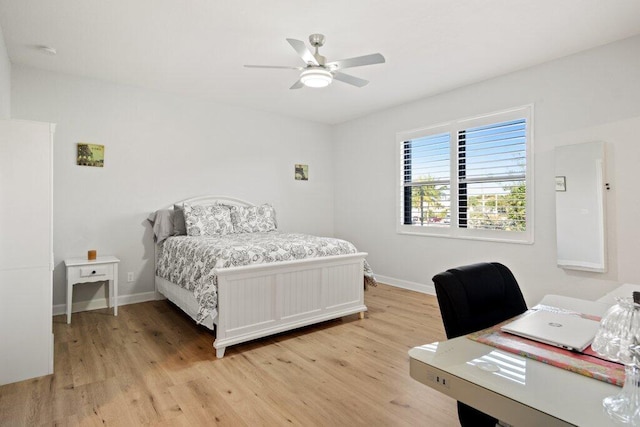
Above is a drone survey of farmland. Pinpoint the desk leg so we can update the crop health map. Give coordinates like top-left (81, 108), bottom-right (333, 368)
top-left (66, 271), bottom-right (72, 324)
top-left (113, 264), bottom-right (118, 316)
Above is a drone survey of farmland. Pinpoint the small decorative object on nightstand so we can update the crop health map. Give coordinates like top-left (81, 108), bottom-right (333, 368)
top-left (64, 256), bottom-right (120, 324)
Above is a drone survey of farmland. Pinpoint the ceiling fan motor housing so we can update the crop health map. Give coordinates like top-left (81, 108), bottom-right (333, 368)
top-left (308, 34), bottom-right (327, 65)
top-left (309, 33), bottom-right (326, 47)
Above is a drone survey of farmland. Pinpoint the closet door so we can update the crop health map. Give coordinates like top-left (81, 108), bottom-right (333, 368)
top-left (0, 119), bottom-right (54, 385)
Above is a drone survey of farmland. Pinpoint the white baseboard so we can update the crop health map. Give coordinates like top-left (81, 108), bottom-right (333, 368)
top-left (375, 274), bottom-right (435, 295)
top-left (52, 291), bottom-right (158, 317)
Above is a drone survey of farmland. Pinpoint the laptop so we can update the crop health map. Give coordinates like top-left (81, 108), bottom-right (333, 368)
top-left (500, 310), bottom-right (601, 352)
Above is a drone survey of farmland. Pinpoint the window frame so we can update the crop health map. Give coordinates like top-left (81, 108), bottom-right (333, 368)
top-left (396, 105), bottom-right (534, 244)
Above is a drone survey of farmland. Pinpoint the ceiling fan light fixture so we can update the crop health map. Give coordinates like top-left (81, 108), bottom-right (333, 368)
top-left (300, 68), bottom-right (332, 88)
top-left (244, 34), bottom-right (384, 89)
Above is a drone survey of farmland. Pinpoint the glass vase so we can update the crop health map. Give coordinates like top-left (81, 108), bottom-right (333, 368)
top-left (603, 364), bottom-right (640, 424)
top-left (592, 297), bottom-right (640, 425)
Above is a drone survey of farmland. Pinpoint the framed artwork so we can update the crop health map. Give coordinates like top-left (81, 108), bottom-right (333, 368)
top-left (555, 176), bottom-right (566, 192)
top-left (77, 143), bottom-right (105, 167)
top-left (295, 164), bottom-right (308, 181)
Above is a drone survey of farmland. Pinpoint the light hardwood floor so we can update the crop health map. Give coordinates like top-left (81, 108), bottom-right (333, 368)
top-left (0, 283), bottom-right (458, 426)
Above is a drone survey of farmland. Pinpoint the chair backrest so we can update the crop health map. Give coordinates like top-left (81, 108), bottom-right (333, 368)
top-left (433, 262), bottom-right (527, 339)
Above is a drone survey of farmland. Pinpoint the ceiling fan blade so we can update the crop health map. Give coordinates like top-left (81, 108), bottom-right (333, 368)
top-left (244, 65), bottom-right (303, 70)
top-left (333, 72), bottom-right (369, 87)
top-left (326, 53), bottom-right (385, 70)
top-left (286, 38), bottom-right (319, 66)
top-left (290, 79), bottom-right (304, 90)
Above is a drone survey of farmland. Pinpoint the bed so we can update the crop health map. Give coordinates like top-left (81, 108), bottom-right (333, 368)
top-left (150, 196), bottom-right (372, 358)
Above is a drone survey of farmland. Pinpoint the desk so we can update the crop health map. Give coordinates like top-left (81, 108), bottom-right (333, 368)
top-left (410, 288), bottom-right (640, 425)
top-left (65, 256), bottom-right (120, 324)
top-left (409, 337), bottom-right (620, 426)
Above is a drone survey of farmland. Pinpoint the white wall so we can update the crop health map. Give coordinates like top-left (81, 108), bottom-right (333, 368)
top-left (0, 24), bottom-right (10, 118)
top-left (11, 65), bottom-right (334, 309)
top-left (332, 35), bottom-right (640, 305)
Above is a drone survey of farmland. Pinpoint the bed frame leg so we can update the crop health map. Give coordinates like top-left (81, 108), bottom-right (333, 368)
top-left (359, 311), bottom-right (365, 320)
top-left (216, 346), bottom-right (226, 358)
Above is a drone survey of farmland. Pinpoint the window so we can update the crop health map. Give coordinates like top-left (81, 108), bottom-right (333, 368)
top-left (398, 106), bottom-right (533, 243)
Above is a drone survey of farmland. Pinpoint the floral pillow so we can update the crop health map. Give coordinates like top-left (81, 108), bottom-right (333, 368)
top-left (230, 204), bottom-right (277, 233)
top-left (183, 204), bottom-right (234, 236)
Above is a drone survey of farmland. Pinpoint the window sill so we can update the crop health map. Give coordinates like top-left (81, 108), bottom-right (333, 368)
top-left (397, 226), bottom-right (534, 245)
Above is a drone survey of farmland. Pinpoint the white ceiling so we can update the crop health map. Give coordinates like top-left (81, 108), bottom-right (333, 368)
top-left (1, 1), bottom-right (640, 125)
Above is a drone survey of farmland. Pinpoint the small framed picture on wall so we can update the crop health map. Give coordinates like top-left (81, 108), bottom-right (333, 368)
top-left (295, 164), bottom-right (308, 181)
top-left (77, 143), bottom-right (105, 167)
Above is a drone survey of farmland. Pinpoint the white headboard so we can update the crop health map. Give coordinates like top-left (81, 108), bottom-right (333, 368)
top-left (164, 195), bottom-right (255, 209)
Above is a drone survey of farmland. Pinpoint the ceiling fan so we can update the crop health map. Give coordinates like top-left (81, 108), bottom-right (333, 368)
top-left (244, 34), bottom-right (385, 89)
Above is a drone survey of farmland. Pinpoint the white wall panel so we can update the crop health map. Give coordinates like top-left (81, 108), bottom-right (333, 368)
top-left (325, 264), bottom-right (361, 308)
top-left (0, 119), bottom-right (53, 385)
top-left (0, 267), bottom-right (53, 385)
top-left (225, 276), bottom-right (273, 330)
top-left (0, 120), bottom-right (51, 269)
top-left (280, 269), bottom-right (322, 319)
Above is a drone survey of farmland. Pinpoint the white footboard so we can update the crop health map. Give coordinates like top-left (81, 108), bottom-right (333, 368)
top-left (213, 252), bottom-right (368, 358)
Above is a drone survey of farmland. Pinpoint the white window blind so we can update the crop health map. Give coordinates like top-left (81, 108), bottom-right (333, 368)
top-left (458, 118), bottom-right (527, 231)
top-left (397, 106), bottom-right (533, 243)
top-left (402, 132), bottom-right (451, 226)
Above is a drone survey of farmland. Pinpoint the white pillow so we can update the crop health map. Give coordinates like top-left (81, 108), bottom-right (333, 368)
top-left (230, 204), bottom-right (277, 233)
top-left (183, 204), bottom-right (233, 236)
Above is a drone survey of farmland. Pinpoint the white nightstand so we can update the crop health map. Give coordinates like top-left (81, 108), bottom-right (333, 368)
top-left (64, 256), bottom-right (120, 324)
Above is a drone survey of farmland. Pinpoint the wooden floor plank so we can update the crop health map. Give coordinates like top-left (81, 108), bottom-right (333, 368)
top-left (0, 283), bottom-right (458, 426)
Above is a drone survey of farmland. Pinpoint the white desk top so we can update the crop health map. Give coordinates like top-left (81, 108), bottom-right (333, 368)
top-left (409, 337), bottom-right (620, 426)
top-left (409, 291), bottom-right (640, 426)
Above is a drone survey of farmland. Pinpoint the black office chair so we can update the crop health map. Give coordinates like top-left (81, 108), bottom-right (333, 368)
top-left (433, 262), bottom-right (527, 427)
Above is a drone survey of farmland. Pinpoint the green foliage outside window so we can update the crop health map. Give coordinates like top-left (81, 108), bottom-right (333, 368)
top-left (410, 177), bottom-right (446, 225)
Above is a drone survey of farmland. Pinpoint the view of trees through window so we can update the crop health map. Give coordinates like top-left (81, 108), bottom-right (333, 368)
top-left (465, 181), bottom-right (525, 231)
top-left (409, 181), bottom-right (525, 231)
top-left (410, 182), bottom-right (449, 226)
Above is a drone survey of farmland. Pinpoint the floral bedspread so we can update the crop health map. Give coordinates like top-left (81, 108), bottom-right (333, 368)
top-left (156, 232), bottom-right (375, 323)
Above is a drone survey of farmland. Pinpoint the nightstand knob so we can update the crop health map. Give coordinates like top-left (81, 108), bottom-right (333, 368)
top-left (91, 270), bottom-right (96, 275)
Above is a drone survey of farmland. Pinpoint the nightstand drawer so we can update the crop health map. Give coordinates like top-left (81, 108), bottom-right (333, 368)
top-left (67, 262), bottom-right (115, 283)
top-left (79, 266), bottom-right (108, 277)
